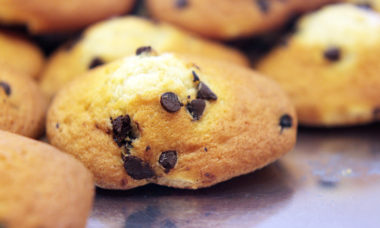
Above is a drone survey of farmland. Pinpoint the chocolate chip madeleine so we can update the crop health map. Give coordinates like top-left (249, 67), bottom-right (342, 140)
top-left (0, 32), bottom-right (44, 79)
top-left (0, 0), bottom-right (135, 33)
top-left (146, 0), bottom-right (338, 39)
top-left (39, 16), bottom-right (249, 99)
top-left (46, 50), bottom-right (296, 190)
top-left (257, 4), bottom-right (380, 126)
top-left (0, 130), bottom-right (94, 228)
top-left (0, 65), bottom-right (47, 138)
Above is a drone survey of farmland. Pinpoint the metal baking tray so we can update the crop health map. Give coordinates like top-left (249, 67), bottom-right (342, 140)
top-left (87, 124), bottom-right (380, 228)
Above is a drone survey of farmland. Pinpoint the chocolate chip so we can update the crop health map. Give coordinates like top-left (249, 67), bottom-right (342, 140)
top-left (256, 0), bottom-right (270, 13)
top-left (324, 47), bottom-right (341, 62)
top-left (160, 92), bottom-right (182, 113)
top-left (187, 99), bottom-right (206, 120)
top-left (88, 57), bottom-right (105, 69)
top-left (124, 156), bottom-right (155, 180)
top-left (136, 46), bottom-right (152, 55)
top-left (159, 150), bottom-right (177, 173)
top-left (125, 140), bottom-right (134, 148)
top-left (111, 115), bottom-right (136, 147)
top-left (56, 123), bottom-right (60, 129)
top-left (197, 82), bottom-right (217, 100)
top-left (192, 71), bottom-right (200, 82)
top-left (175, 0), bottom-right (188, 9)
top-left (146, 146), bottom-right (151, 151)
top-left (279, 114), bottom-right (292, 129)
top-left (204, 147), bottom-right (208, 152)
top-left (0, 81), bottom-right (11, 96)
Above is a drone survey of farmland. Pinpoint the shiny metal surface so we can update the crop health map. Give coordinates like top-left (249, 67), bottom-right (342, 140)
top-left (88, 124), bottom-right (380, 228)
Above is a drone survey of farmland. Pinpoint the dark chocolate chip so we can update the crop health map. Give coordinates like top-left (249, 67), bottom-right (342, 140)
top-left (256, 0), bottom-right (270, 13)
top-left (197, 82), bottom-right (217, 100)
top-left (88, 57), bottom-right (105, 69)
top-left (204, 147), bottom-right (208, 152)
top-left (56, 123), bottom-right (60, 129)
top-left (136, 46), bottom-right (152, 55)
top-left (160, 92), bottom-right (182, 113)
top-left (124, 156), bottom-right (155, 180)
top-left (159, 150), bottom-right (177, 173)
top-left (0, 81), bottom-right (11, 96)
top-left (146, 145), bottom-right (151, 151)
top-left (187, 95), bottom-right (191, 99)
top-left (324, 47), bottom-right (341, 62)
top-left (187, 99), bottom-right (206, 120)
top-left (125, 140), bottom-right (134, 148)
top-left (175, 0), bottom-right (188, 9)
top-left (192, 71), bottom-right (200, 82)
top-left (111, 115), bottom-right (136, 147)
top-left (279, 114), bottom-right (292, 129)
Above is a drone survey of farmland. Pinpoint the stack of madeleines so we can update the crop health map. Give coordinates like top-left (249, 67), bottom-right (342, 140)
top-left (0, 0), bottom-right (379, 227)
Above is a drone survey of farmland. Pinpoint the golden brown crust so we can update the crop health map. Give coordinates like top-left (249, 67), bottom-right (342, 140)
top-left (257, 4), bottom-right (380, 126)
top-left (0, 31), bottom-right (44, 79)
top-left (46, 52), bottom-right (296, 190)
top-left (0, 65), bottom-right (47, 138)
top-left (0, 0), bottom-right (135, 33)
top-left (0, 130), bottom-right (94, 228)
top-left (146, 0), bottom-right (339, 40)
top-left (39, 16), bottom-right (249, 99)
